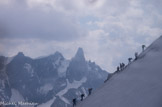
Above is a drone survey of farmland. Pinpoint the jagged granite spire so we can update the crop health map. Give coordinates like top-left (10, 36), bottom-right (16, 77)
top-left (73, 47), bottom-right (85, 61)
top-left (66, 47), bottom-right (88, 82)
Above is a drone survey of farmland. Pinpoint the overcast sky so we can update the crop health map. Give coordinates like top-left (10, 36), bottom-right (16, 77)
top-left (0, 0), bottom-right (162, 72)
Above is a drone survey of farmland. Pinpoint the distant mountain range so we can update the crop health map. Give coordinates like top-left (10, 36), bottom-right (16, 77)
top-left (0, 47), bottom-right (108, 107)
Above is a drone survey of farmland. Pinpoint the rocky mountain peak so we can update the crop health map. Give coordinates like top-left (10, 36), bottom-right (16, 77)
top-left (73, 47), bottom-right (85, 61)
top-left (17, 52), bottom-right (24, 57)
top-left (48, 51), bottom-right (64, 59)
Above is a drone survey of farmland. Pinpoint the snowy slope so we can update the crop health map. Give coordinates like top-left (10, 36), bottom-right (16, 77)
top-left (77, 36), bottom-right (162, 107)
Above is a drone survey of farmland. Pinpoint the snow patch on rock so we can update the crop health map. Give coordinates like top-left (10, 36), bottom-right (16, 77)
top-left (24, 63), bottom-right (34, 77)
top-left (39, 83), bottom-right (53, 95)
top-left (10, 89), bottom-right (25, 102)
top-left (56, 77), bottom-right (87, 104)
top-left (58, 60), bottom-right (69, 77)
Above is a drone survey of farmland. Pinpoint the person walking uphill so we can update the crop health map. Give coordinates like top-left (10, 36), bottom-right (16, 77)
top-left (88, 88), bottom-right (93, 96)
top-left (117, 66), bottom-right (120, 72)
top-left (135, 52), bottom-right (138, 60)
top-left (142, 45), bottom-right (146, 52)
top-left (80, 94), bottom-right (85, 101)
top-left (128, 58), bottom-right (132, 64)
top-left (72, 98), bottom-right (76, 107)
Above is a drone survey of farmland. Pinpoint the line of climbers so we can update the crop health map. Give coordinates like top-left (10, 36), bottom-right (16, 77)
top-left (71, 45), bottom-right (147, 106)
top-left (104, 44), bottom-right (146, 82)
top-left (72, 88), bottom-right (93, 107)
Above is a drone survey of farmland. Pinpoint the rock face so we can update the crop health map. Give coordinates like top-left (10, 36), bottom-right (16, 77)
top-left (67, 48), bottom-right (88, 82)
top-left (0, 48), bottom-right (108, 107)
top-left (77, 36), bottom-right (162, 107)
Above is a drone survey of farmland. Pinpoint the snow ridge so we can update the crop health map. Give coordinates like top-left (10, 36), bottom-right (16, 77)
top-left (77, 36), bottom-right (162, 107)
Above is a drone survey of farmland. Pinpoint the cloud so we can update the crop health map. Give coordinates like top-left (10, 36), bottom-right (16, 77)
top-left (0, 0), bottom-right (162, 73)
top-left (0, 0), bottom-right (85, 41)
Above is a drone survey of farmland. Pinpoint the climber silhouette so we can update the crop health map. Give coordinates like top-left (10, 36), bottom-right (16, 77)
top-left (135, 52), bottom-right (138, 60)
top-left (128, 58), bottom-right (132, 63)
top-left (120, 63), bottom-right (122, 70)
top-left (142, 45), bottom-right (146, 51)
top-left (81, 94), bottom-right (85, 101)
top-left (72, 98), bottom-right (76, 107)
top-left (88, 88), bottom-right (93, 96)
top-left (122, 63), bottom-right (125, 69)
top-left (117, 66), bottom-right (120, 72)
